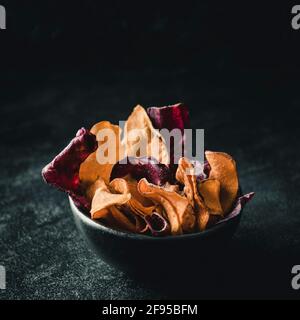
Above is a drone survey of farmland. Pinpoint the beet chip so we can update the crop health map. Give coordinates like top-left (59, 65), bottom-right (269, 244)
top-left (41, 128), bottom-right (97, 211)
top-left (110, 156), bottom-right (171, 186)
top-left (147, 103), bottom-right (190, 133)
top-left (143, 212), bottom-right (170, 236)
top-left (147, 103), bottom-right (191, 181)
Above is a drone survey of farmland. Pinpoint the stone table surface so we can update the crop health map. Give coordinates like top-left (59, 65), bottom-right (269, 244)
top-left (0, 69), bottom-right (299, 299)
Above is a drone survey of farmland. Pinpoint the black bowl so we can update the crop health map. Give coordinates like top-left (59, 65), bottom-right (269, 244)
top-left (70, 197), bottom-right (242, 277)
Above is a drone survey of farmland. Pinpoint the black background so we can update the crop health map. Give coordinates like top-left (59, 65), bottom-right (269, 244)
top-left (0, 0), bottom-right (300, 299)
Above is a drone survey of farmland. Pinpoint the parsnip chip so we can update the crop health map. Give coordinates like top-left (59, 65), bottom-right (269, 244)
top-left (176, 157), bottom-right (210, 230)
top-left (110, 178), bottom-right (155, 216)
top-left (205, 151), bottom-right (239, 214)
top-left (79, 121), bottom-right (124, 185)
top-left (138, 178), bottom-right (195, 234)
top-left (198, 179), bottom-right (223, 215)
top-left (123, 105), bottom-right (169, 165)
top-left (90, 185), bottom-right (131, 219)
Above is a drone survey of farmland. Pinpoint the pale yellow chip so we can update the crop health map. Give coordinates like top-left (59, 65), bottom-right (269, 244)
top-left (79, 121), bottom-right (124, 185)
top-left (138, 178), bottom-right (195, 234)
top-left (198, 179), bottom-right (223, 215)
top-left (122, 105), bottom-right (169, 164)
top-left (205, 151), bottom-right (239, 214)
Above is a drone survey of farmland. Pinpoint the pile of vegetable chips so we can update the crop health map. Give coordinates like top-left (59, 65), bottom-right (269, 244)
top-left (42, 103), bottom-right (254, 236)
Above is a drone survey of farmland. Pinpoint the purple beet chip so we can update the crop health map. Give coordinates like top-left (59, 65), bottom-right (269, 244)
top-left (147, 103), bottom-right (191, 179)
top-left (143, 212), bottom-right (169, 236)
top-left (147, 103), bottom-right (190, 132)
top-left (110, 157), bottom-right (171, 186)
top-left (41, 128), bottom-right (97, 211)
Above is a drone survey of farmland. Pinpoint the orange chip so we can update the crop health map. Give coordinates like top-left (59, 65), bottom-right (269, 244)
top-left (79, 121), bottom-right (124, 185)
top-left (205, 151), bottom-right (239, 214)
top-left (110, 178), bottom-right (155, 216)
top-left (198, 179), bottom-right (223, 215)
top-left (109, 206), bottom-right (137, 232)
top-left (90, 184), bottom-right (131, 219)
top-left (86, 177), bottom-right (108, 201)
top-left (198, 210), bottom-right (210, 231)
top-left (138, 178), bottom-right (195, 234)
top-left (123, 105), bottom-right (169, 164)
top-left (176, 157), bottom-right (209, 230)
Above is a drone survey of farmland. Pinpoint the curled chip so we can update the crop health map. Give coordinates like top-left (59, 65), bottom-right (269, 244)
top-left (176, 157), bottom-right (209, 231)
top-left (198, 179), bottom-right (223, 215)
top-left (205, 151), bottom-right (239, 214)
top-left (123, 105), bottom-right (169, 165)
top-left (110, 178), bottom-right (155, 217)
top-left (143, 212), bottom-right (170, 236)
top-left (41, 128), bottom-right (97, 211)
top-left (90, 181), bottom-right (131, 219)
top-left (110, 156), bottom-right (171, 186)
top-left (79, 121), bottom-right (124, 185)
top-left (138, 178), bottom-right (195, 234)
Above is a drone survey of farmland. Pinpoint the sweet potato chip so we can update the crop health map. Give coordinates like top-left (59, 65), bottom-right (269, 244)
top-left (90, 184), bottom-right (131, 219)
top-left (86, 177), bottom-right (108, 201)
top-left (123, 105), bottom-right (169, 165)
top-left (110, 178), bottom-right (155, 216)
top-left (205, 151), bottom-right (239, 214)
top-left (176, 157), bottom-right (210, 230)
top-left (138, 178), bottom-right (195, 234)
top-left (217, 192), bottom-right (255, 224)
top-left (198, 210), bottom-right (210, 231)
top-left (198, 179), bottom-right (223, 215)
top-left (108, 206), bottom-right (137, 232)
top-left (79, 121), bottom-right (124, 185)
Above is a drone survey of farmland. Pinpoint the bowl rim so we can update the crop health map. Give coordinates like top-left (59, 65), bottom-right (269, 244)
top-left (69, 196), bottom-right (241, 241)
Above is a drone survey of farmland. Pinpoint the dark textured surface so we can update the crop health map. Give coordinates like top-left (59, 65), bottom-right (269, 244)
top-left (0, 1), bottom-right (299, 299)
